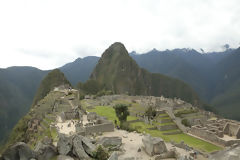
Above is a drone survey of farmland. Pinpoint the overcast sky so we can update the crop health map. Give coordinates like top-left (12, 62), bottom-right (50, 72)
top-left (0, 0), bottom-right (239, 70)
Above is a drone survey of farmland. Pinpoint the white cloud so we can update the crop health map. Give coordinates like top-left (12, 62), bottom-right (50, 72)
top-left (0, 0), bottom-right (239, 69)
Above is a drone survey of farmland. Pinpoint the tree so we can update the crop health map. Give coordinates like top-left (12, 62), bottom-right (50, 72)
top-left (145, 106), bottom-right (156, 119)
top-left (114, 104), bottom-right (129, 126)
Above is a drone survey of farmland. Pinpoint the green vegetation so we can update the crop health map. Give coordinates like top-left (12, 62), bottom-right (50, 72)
top-left (174, 108), bottom-right (198, 117)
top-left (32, 69), bottom-right (71, 106)
top-left (145, 106), bottom-right (157, 118)
top-left (77, 80), bottom-right (103, 95)
top-left (88, 106), bottom-right (120, 125)
top-left (1, 114), bottom-right (32, 152)
top-left (94, 145), bottom-right (109, 160)
top-left (181, 119), bottom-right (191, 127)
top-left (114, 104), bottom-right (129, 124)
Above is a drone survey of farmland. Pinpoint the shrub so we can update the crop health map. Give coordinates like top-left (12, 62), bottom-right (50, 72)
top-left (145, 106), bottom-right (157, 118)
top-left (95, 145), bottom-right (109, 160)
top-left (181, 119), bottom-right (191, 127)
top-left (114, 104), bottom-right (129, 124)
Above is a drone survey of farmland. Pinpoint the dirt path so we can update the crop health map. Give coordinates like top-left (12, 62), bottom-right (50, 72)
top-left (56, 118), bottom-right (78, 135)
top-left (99, 129), bottom-right (153, 160)
top-left (98, 129), bottom-right (193, 160)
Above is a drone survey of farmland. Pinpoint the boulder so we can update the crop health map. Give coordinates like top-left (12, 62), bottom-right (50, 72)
top-left (34, 140), bottom-right (57, 160)
top-left (57, 134), bottom-right (73, 155)
top-left (142, 135), bottom-right (167, 156)
top-left (57, 155), bottom-right (74, 160)
top-left (98, 137), bottom-right (122, 147)
top-left (82, 137), bottom-right (96, 157)
top-left (155, 148), bottom-right (178, 160)
top-left (2, 142), bottom-right (35, 160)
top-left (108, 151), bottom-right (118, 160)
top-left (72, 135), bottom-right (90, 159)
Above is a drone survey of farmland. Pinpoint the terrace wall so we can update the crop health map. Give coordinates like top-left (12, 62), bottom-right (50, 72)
top-left (85, 122), bottom-right (114, 135)
top-left (190, 126), bottom-right (240, 146)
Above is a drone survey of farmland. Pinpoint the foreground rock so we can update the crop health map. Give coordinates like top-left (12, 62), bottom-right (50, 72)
top-left (142, 135), bottom-right (167, 156)
top-left (82, 137), bottom-right (97, 157)
top-left (57, 155), bottom-right (74, 160)
top-left (98, 137), bottom-right (122, 148)
top-left (210, 144), bottom-right (240, 160)
top-left (57, 134), bottom-right (73, 155)
top-left (34, 137), bottom-right (57, 160)
top-left (108, 151), bottom-right (118, 160)
top-left (155, 148), bottom-right (179, 160)
top-left (72, 135), bottom-right (91, 159)
top-left (57, 133), bottom-right (97, 159)
top-left (1, 142), bottom-right (35, 160)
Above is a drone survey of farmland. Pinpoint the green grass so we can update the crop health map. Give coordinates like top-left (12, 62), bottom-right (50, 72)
top-left (174, 108), bottom-right (198, 117)
top-left (88, 106), bottom-right (119, 124)
top-left (127, 116), bottom-right (139, 121)
top-left (129, 121), bottom-right (222, 152)
top-left (86, 105), bottom-right (222, 153)
top-left (87, 105), bottom-right (139, 125)
top-left (152, 121), bottom-right (175, 126)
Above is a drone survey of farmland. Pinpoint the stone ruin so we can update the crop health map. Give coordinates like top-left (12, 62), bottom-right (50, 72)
top-left (27, 118), bottom-right (40, 133)
top-left (75, 112), bottom-right (114, 136)
top-left (223, 122), bottom-right (240, 138)
top-left (142, 134), bottom-right (167, 156)
top-left (189, 119), bottom-right (240, 146)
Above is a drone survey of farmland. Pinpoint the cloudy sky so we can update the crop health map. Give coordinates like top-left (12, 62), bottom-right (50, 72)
top-left (0, 0), bottom-right (239, 70)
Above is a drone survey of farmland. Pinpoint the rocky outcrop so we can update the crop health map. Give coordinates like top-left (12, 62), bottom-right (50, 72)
top-left (1, 142), bottom-right (35, 160)
top-left (72, 135), bottom-right (90, 159)
top-left (34, 137), bottom-right (57, 160)
top-left (57, 134), bottom-right (97, 159)
top-left (155, 148), bottom-right (179, 160)
top-left (82, 137), bottom-right (96, 157)
top-left (57, 155), bottom-right (74, 160)
top-left (108, 151), bottom-right (118, 160)
top-left (57, 134), bottom-right (73, 155)
top-left (142, 135), bottom-right (167, 156)
top-left (210, 144), bottom-right (240, 160)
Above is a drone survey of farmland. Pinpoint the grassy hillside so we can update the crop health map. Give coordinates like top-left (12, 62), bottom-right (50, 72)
top-left (32, 69), bottom-right (71, 106)
top-left (90, 42), bottom-right (200, 106)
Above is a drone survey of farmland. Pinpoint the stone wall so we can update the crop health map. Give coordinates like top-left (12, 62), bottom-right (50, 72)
top-left (189, 126), bottom-right (240, 146)
top-left (157, 124), bottom-right (178, 131)
top-left (64, 111), bottom-right (79, 120)
top-left (223, 123), bottom-right (240, 138)
top-left (85, 122), bottom-right (114, 135)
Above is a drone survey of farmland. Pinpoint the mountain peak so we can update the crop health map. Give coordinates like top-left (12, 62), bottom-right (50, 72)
top-left (102, 42), bottom-right (128, 58)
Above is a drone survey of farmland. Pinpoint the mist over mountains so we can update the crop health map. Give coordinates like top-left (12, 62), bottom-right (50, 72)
top-left (0, 45), bottom-right (239, 145)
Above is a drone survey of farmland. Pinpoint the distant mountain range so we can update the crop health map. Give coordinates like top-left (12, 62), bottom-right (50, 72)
top-left (0, 44), bottom-right (239, 145)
